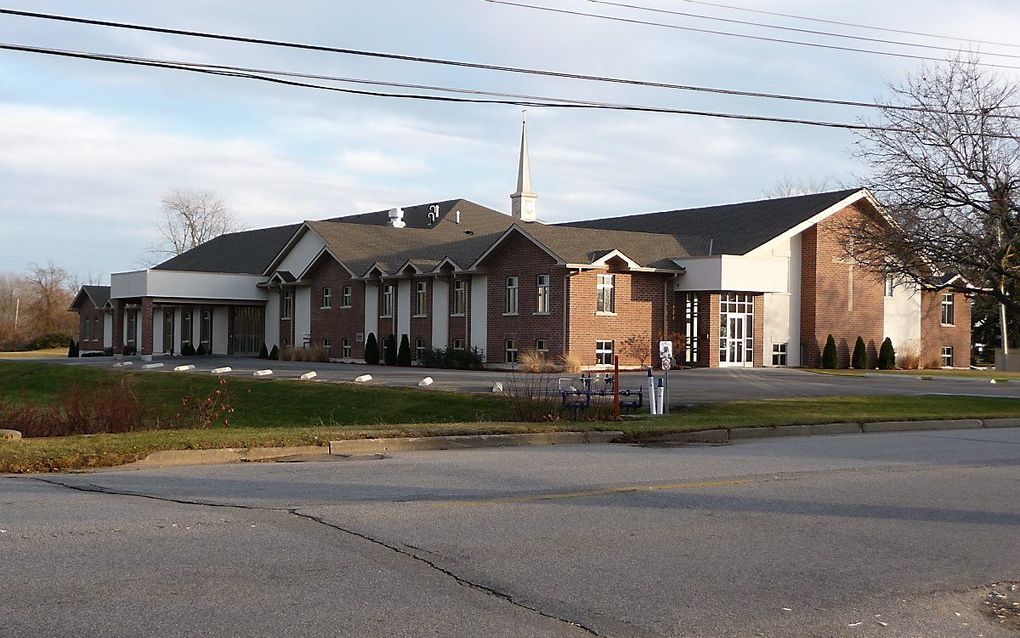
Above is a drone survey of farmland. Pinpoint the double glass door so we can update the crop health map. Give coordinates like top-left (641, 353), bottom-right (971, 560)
top-left (719, 294), bottom-right (754, 367)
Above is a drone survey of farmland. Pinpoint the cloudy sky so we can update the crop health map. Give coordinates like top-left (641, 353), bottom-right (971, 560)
top-left (1, 0), bottom-right (1018, 279)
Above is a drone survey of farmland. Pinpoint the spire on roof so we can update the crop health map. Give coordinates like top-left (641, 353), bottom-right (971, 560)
top-left (511, 113), bottom-right (537, 222)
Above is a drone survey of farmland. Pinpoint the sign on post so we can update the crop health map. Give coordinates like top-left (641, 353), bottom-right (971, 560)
top-left (659, 340), bottom-right (673, 370)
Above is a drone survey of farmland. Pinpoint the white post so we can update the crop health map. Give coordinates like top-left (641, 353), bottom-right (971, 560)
top-left (647, 368), bottom-right (657, 415)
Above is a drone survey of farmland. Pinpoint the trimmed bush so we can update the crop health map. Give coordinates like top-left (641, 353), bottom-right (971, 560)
top-left (852, 336), bottom-right (868, 370)
top-left (878, 337), bottom-right (896, 370)
top-left (123, 344), bottom-right (137, 356)
top-left (181, 342), bottom-right (196, 356)
top-left (258, 343), bottom-right (269, 359)
top-left (195, 344), bottom-right (206, 356)
top-left (67, 340), bottom-right (79, 358)
top-left (397, 335), bottom-right (412, 366)
top-left (419, 346), bottom-right (484, 370)
top-left (822, 334), bottom-right (839, 369)
top-left (364, 333), bottom-right (380, 365)
top-left (24, 333), bottom-right (73, 351)
top-left (383, 334), bottom-right (397, 366)
top-left (268, 345), bottom-right (279, 361)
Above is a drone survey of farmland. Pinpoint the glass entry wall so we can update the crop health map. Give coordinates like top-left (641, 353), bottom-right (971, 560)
top-left (229, 306), bottom-right (265, 355)
top-left (719, 293), bottom-right (754, 367)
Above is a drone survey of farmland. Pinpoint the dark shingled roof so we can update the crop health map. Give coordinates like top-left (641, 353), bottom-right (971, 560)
top-left (69, 285), bottom-right (111, 310)
top-left (559, 188), bottom-right (863, 255)
top-left (514, 224), bottom-right (700, 267)
top-left (154, 224), bottom-right (302, 274)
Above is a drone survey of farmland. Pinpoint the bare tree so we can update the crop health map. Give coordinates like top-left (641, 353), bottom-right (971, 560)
top-left (762, 176), bottom-right (837, 199)
top-left (24, 261), bottom-right (75, 334)
top-left (144, 189), bottom-right (243, 262)
top-left (843, 55), bottom-right (1020, 329)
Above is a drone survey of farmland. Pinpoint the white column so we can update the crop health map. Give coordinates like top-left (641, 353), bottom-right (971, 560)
top-left (103, 314), bottom-right (113, 349)
top-left (470, 275), bottom-right (488, 361)
top-left (431, 278), bottom-right (449, 349)
top-left (152, 308), bottom-right (164, 355)
top-left (212, 307), bottom-right (229, 355)
top-left (364, 282), bottom-right (379, 342)
top-left (397, 279), bottom-right (412, 340)
top-left (295, 287), bottom-right (311, 346)
top-left (265, 295), bottom-right (280, 349)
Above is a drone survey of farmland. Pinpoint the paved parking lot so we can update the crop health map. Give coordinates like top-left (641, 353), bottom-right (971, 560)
top-left (31, 355), bottom-right (1020, 405)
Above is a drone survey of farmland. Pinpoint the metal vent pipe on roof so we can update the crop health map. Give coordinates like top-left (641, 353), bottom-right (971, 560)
top-left (388, 207), bottom-right (406, 228)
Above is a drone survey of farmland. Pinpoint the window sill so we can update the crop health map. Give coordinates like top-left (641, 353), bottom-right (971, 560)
top-left (595, 311), bottom-right (617, 317)
top-left (340, 305), bottom-right (352, 309)
top-left (380, 315), bottom-right (393, 319)
top-left (941, 323), bottom-right (955, 327)
top-left (503, 312), bottom-right (519, 317)
top-left (320, 306), bottom-right (332, 310)
top-left (412, 314), bottom-right (427, 318)
top-left (533, 312), bottom-right (551, 316)
top-left (450, 313), bottom-right (466, 318)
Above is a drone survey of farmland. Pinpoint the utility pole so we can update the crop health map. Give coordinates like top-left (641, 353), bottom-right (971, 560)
top-left (13, 296), bottom-right (19, 332)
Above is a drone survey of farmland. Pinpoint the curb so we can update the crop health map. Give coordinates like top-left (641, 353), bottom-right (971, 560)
top-left (115, 445), bottom-right (327, 470)
top-left (637, 418), bottom-right (1016, 445)
top-left (328, 431), bottom-right (623, 455)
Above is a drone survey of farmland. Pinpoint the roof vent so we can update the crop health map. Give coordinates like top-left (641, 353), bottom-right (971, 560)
top-left (388, 207), bottom-right (406, 228)
top-left (427, 204), bottom-right (440, 225)
top-left (455, 210), bottom-right (461, 224)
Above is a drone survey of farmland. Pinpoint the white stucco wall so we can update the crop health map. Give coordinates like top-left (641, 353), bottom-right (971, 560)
top-left (884, 280), bottom-right (921, 357)
top-left (264, 294), bottom-right (280, 350)
top-left (431, 278), bottom-right (449, 349)
top-left (470, 275), bottom-right (488, 360)
top-left (674, 255), bottom-right (790, 293)
top-left (763, 293), bottom-right (791, 367)
top-left (103, 314), bottom-right (113, 349)
top-left (111, 270), bottom-right (267, 302)
top-left (212, 307), bottom-right (229, 355)
top-left (364, 282), bottom-right (379, 342)
top-left (152, 307), bottom-right (164, 355)
top-left (295, 287), bottom-right (311, 347)
top-left (397, 280), bottom-right (411, 340)
top-left (276, 231), bottom-right (326, 277)
top-left (172, 308), bottom-right (182, 354)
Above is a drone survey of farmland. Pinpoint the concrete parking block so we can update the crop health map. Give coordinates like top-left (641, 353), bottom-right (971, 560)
top-left (861, 419), bottom-right (983, 433)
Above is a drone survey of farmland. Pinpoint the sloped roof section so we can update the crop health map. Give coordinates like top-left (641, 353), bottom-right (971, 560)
top-left (69, 285), bottom-right (111, 310)
top-left (559, 188), bottom-right (863, 255)
top-left (154, 224), bottom-right (302, 274)
top-left (519, 224), bottom-right (697, 267)
top-left (326, 199), bottom-right (508, 230)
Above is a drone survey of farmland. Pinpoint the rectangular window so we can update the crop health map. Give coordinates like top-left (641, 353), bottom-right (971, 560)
top-left (505, 339), bottom-right (518, 363)
top-left (342, 337), bottom-right (352, 358)
top-left (596, 274), bottom-right (615, 313)
top-left (596, 340), bottom-right (615, 366)
top-left (452, 280), bottom-right (466, 316)
top-left (281, 289), bottom-right (293, 319)
top-left (772, 343), bottom-right (788, 367)
top-left (95, 317), bottom-right (101, 340)
top-left (127, 311), bottom-right (138, 345)
top-left (941, 293), bottom-right (955, 325)
top-left (381, 284), bottom-right (394, 317)
top-left (415, 281), bottom-right (428, 317)
top-left (181, 309), bottom-right (193, 346)
top-left (416, 338), bottom-right (426, 361)
top-left (505, 276), bottom-right (519, 315)
top-left (341, 286), bottom-right (352, 308)
top-left (83, 316), bottom-right (91, 341)
top-left (685, 293), bottom-right (699, 363)
top-left (452, 338), bottom-right (464, 350)
top-left (356, 332), bottom-right (364, 343)
top-left (941, 346), bottom-right (954, 368)
top-left (321, 287), bottom-right (332, 309)
top-left (198, 308), bottom-right (210, 347)
top-left (884, 274), bottom-right (895, 298)
top-left (536, 339), bottom-right (548, 357)
top-left (536, 274), bottom-right (550, 314)
top-left (322, 336), bottom-right (332, 355)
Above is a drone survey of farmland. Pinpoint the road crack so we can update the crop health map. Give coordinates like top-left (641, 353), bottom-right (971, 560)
top-left (23, 476), bottom-right (608, 637)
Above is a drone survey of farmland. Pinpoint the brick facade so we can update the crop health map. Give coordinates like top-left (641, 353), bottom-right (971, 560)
top-left (140, 297), bottom-right (154, 356)
top-left (800, 203), bottom-right (886, 368)
top-left (307, 257), bottom-right (365, 359)
top-left (482, 233), bottom-right (567, 362)
top-left (409, 276), bottom-right (433, 361)
top-left (76, 301), bottom-right (106, 352)
top-left (921, 289), bottom-right (972, 368)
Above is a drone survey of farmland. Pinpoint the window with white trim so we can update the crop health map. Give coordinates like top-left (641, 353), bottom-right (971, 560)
top-left (536, 274), bottom-right (550, 314)
top-left (941, 293), bottom-right (955, 325)
top-left (415, 281), bottom-right (427, 317)
top-left (505, 339), bottom-right (518, 363)
top-left (281, 289), bottom-right (293, 319)
top-left (181, 309), bottom-right (192, 347)
top-left (596, 274), bottom-right (615, 313)
top-left (536, 339), bottom-right (548, 358)
top-left (505, 276), bottom-right (519, 315)
top-left (941, 346), bottom-right (954, 368)
top-left (596, 340), bottom-right (615, 366)
top-left (341, 286), bottom-right (352, 308)
top-left (685, 293), bottom-right (699, 363)
top-left (342, 337), bottom-right (351, 358)
top-left (83, 315), bottom-right (91, 341)
top-left (772, 343), bottom-right (788, 366)
top-left (381, 284), bottom-right (394, 317)
top-left (415, 338), bottom-right (426, 361)
top-left (452, 279), bottom-right (466, 316)
top-left (321, 287), bottom-right (332, 309)
top-left (322, 336), bottom-right (332, 355)
top-left (452, 338), bottom-right (464, 350)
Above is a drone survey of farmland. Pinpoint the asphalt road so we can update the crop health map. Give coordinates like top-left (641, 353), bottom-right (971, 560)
top-left (26, 355), bottom-right (1020, 404)
top-left (3, 428), bottom-right (1018, 637)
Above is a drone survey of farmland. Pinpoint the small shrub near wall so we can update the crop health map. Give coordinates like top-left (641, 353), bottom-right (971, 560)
top-left (878, 338), bottom-right (896, 370)
top-left (419, 347), bottom-right (484, 370)
top-left (822, 335), bottom-right (839, 369)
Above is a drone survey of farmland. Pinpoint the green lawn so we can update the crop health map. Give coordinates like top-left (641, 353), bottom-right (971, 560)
top-left (4, 361), bottom-right (1020, 473)
top-left (808, 368), bottom-right (1020, 380)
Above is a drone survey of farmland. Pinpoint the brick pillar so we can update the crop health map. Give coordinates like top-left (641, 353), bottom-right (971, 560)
top-left (112, 301), bottom-right (124, 354)
top-left (753, 294), bottom-right (765, 367)
top-left (698, 292), bottom-right (721, 367)
top-left (141, 298), bottom-right (154, 356)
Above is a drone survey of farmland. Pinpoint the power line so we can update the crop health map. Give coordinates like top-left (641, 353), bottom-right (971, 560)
top-left (0, 41), bottom-right (934, 133)
top-left (484, 0), bottom-right (1020, 71)
top-left (586, 0), bottom-right (1020, 60)
top-left (676, 0), bottom-right (1020, 50)
top-left (0, 7), bottom-right (1015, 120)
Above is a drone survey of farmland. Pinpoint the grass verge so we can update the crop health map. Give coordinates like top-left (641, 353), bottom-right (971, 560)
top-left (807, 368), bottom-right (1020, 380)
top-left (0, 348), bottom-right (68, 359)
top-left (3, 392), bottom-right (1020, 473)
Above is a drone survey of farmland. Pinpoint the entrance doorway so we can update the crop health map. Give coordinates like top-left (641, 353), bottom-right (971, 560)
top-left (229, 306), bottom-right (264, 355)
top-left (719, 293), bottom-right (754, 367)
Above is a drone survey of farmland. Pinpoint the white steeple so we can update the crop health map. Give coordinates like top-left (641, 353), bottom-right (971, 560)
top-left (511, 115), bottom-right (537, 222)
